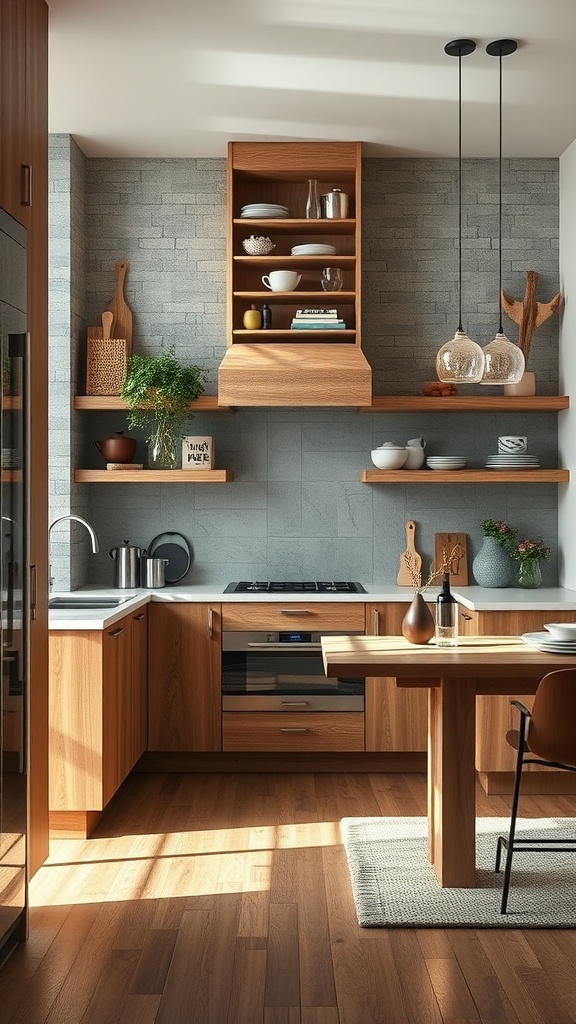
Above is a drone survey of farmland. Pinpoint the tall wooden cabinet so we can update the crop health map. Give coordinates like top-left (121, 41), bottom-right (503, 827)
top-left (218, 141), bottom-right (372, 406)
top-left (0, 0), bottom-right (49, 877)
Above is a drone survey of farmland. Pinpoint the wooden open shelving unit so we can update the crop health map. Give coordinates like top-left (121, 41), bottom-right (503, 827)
top-left (73, 395), bottom-right (232, 412)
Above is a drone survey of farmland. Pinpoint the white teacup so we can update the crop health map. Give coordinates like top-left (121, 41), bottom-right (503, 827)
top-left (262, 270), bottom-right (301, 292)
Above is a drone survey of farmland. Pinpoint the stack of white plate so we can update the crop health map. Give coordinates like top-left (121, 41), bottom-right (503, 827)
top-left (426, 456), bottom-right (467, 471)
top-left (485, 453), bottom-right (540, 469)
top-left (290, 243), bottom-right (336, 256)
top-left (521, 630), bottom-right (576, 655)
top-left (240, 203), bottom-right (289, 219)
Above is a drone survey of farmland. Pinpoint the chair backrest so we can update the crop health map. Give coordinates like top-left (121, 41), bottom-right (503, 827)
top-left (528, 669), bottom-right (576, 767)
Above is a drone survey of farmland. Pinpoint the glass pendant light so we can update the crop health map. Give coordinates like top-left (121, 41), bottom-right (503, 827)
top-left (436, 39), bottom-right (485, 384)
top-left (480, 39), bottom-right (525, 385)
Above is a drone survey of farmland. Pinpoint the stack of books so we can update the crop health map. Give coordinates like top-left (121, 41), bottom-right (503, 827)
top-left (290, 308), bottom-right (346, 330)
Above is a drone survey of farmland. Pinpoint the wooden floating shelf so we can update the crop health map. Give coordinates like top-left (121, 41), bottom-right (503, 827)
top-left (234, 291), bottom-right (355, 300)
top-left (234, 218), bottom-right (356, 234)
top-left (233, 255), bottom-right (356, 267)
top-left (358, 396), bottom-right (570, 413)
top-left (1, 470), bottom-right (22, 483)
top-left (2, 396), bottom-right (22, 410)
top-left (232, 329), bottom-right (355, 339)
top-left (73, 395), bottom-right (233, 412)
top-left (361, 469), bottom-right (570, 484)
top-left (74, 469), bottom-right (234, 483)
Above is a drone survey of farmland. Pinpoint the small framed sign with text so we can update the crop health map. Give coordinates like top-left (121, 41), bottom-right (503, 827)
top-left (182, 435), bottom-right (214, 470)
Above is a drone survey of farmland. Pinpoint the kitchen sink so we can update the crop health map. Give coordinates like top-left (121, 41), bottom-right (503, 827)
top-left (49, 595), bottom-right (131, 609)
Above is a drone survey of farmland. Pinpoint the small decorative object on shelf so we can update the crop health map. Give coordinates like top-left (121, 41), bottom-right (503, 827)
top-left (501, 270), bottom-right (562, 397)
top-left (242, 235), bottom-right (275, 255)
top-left (305, 178), bottom-right (321, 218)
top-left (120, 347), bottom-right (206, 471)
top-left (182, 436), bottom-right (214, 470)
top-left (435, 572), bottom-right (458, 647)
top-left (243, 304), bottom-right (262, 330)
top-left (473, 519), bottom-right (516, 588)
top-left (421, 381), bottom-right (459, 397)
top-left (262, 303), bottom-right (272, 329)
top-left (511, 537), bottom-right (550, 589)
top-left (290, 307), bottom-right (345, 331)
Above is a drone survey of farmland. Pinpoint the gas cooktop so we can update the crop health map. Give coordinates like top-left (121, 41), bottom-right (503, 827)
top-left (224, 581), bottom-right (366, 594)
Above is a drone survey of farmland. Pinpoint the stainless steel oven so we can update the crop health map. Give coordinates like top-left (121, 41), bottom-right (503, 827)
top-left (222, 629), bottom-right (365, 711)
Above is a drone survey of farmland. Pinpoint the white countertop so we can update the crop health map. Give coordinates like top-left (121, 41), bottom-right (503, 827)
top-left (47, 583), bottom-right (576, 630)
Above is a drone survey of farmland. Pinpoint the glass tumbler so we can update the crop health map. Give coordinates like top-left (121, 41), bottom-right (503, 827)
top-left (321, 267), bottom-right (343, 291)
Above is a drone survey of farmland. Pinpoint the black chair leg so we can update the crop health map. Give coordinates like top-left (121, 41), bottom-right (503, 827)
top-left (499, 714), bottom-right (528, 914)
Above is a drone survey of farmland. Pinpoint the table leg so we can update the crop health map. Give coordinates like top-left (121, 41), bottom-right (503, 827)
top-left (427, 676), bottom-right (476, 886)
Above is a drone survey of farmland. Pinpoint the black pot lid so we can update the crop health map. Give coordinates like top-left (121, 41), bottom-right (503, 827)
top-left (148, 532), bottom-right (192, 583)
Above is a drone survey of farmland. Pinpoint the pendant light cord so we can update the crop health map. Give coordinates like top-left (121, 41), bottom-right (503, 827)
top-left (458, 51), bottom-right (463, 333)
top-left (498, 50), bottom-right (503, 334)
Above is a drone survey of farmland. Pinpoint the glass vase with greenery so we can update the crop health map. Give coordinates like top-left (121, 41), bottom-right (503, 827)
top-left (120, 347), bottom-right (206, 469)
top-left (510, 537), bottom-right (551, 589)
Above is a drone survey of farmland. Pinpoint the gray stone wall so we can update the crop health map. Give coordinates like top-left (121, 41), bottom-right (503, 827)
top-left (48, 147), bottom-right (561, 589)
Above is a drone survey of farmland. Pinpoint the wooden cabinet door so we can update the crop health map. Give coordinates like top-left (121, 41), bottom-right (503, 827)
top-left (129, 608), bottom-right (148, 765)
top-left (0, 0), bottom-right (27, 221)
top-left (102, 621), bottom-right (130, 804)
top-left (474, 609), bottom-right (576, 773)
top-left (365, 603), bottom-right (428, 751)
top-left (148, 603), bottom-right (221, 752)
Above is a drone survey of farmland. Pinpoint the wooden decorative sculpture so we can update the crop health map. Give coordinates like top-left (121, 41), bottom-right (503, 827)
top-left (501, 270), bottom-right (562, 363)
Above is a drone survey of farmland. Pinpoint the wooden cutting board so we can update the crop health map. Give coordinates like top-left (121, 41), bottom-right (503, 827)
top-left (397, 520), bottom-right (422, 586)
top-left (104, 259), bottom-right (133, 352)
top-left (434, 532), bottom-right (468, 585)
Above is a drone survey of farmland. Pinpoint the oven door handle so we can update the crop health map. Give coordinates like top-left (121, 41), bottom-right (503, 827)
top-left (246, 642), bottom-right (322, 650)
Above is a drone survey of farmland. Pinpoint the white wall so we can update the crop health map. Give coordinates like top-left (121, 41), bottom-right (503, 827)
top-left (559, 141), bottom-right (576, 586)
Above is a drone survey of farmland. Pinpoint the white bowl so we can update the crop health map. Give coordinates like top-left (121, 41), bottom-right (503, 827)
top-left (371, 447), bottom-right (408, 470)
top-left (543, 622), bottom-right (576, 640)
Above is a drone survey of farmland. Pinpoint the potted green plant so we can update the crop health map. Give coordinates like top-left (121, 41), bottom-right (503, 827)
top-left (120, 347), bottom-right (206, 468)
top-left (473, 519), bottom-right (517, 588)
top-left (510, 537), bottom-right (551, 589)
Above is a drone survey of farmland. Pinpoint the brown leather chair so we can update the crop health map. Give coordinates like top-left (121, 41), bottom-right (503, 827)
top-left (495, 669), bottom-right (576, 913)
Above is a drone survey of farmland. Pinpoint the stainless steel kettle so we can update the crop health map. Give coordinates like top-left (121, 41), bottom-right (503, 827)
top-left (109, 541), bottom-right (141, 588)
top-left (141, 555), bottom-right (170, 588)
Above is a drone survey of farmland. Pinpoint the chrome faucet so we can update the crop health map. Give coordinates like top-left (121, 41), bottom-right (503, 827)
top-left (48, 514), bottom-right (100, 590)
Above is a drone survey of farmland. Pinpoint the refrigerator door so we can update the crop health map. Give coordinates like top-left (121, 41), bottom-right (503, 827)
top-left (0, 207), bottom-right (28, 964)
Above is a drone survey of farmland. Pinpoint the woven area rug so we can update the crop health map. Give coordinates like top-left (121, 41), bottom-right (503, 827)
top-left (341, 816), bottom-right (576, 928)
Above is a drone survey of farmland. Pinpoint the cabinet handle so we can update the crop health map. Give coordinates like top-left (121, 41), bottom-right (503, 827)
top-left (29, 564), bottom-right (37, 621)
top-left (208, 608), bottom-right (213, 639)
top-left (280, 700), bottom-right (310, 706)
top-left (460, 612), bottom-right (473, 620)
top-left (133, 613), bottom-right (145, 621)
top-left (21, 164), bottom-right (32, 207)
top-left (373, 608), bottom-right (380, 634)
top-left (108, 627), bottom-right (124, 638)
top-left (279, 727), bottom-right (309, 733)
top-left (280, 609), bottom-right (310, 615)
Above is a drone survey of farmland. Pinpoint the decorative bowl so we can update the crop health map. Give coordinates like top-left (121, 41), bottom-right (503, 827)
top-left (371, 447), bottom-right (408, 470)
top-left (242, 235), bottom-right (276, 255)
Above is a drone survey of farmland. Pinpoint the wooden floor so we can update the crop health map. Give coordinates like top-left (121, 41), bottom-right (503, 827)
top-left (1, 770), bottom-right (576, 1023)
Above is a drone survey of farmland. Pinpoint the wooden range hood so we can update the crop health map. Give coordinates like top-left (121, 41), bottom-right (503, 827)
top-left (217, 343), bottom-right (372, 406)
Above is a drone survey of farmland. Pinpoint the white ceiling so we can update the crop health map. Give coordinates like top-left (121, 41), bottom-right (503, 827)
top-left (47, 0), bottom-right (576, 160)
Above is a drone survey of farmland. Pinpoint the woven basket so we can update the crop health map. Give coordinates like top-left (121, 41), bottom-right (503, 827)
top-left (86, 338), bottom-right (128, 395)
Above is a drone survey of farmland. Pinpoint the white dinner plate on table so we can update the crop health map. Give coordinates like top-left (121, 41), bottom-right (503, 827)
top-left (521, 631), bottom-right (576, 654)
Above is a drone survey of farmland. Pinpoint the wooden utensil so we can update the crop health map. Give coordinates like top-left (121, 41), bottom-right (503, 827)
top-left (104, 259), bottom-right (132, 352)
top-left (102, 310), bottom-right (113, 341)
top-left (434, 532), bottom-right (468, 585)
top-left (397, 520), bottom-right (422, 586)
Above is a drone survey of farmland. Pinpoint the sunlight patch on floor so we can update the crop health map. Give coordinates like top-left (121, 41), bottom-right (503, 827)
top-left (28, 820), bottom-right (342, 907)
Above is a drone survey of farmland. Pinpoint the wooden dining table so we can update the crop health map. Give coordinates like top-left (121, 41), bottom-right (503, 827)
top-left (321, 634), bottom-right (576, 887)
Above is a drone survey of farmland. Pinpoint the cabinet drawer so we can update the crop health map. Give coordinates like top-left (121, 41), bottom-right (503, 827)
top-left (221, 602), bottom-right (365, 631)
top-left (222, 712), bottom-right (365, 752)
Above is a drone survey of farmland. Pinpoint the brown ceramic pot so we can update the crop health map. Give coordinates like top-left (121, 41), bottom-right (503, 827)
top-left (94, 430), bottom-right (137, 464)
